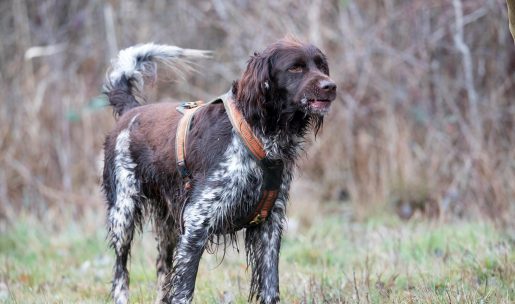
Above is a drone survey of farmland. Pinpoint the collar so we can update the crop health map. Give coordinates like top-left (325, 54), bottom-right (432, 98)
top-left (219, 92), bottom-right (267, 161)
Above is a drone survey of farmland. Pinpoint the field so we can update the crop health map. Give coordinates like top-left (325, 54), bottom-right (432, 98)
top-left (1, 0), bottom-right (514, 303)
top-left (1, 206), bottom-right (513, 303)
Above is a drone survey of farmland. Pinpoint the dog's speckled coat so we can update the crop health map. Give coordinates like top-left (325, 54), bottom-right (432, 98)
top-left (102, 38), bottom-right (336, 303)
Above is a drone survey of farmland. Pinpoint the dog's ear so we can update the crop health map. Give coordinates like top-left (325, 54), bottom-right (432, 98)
top-left (236, 52), bottom-right (271, 121)
top-left (248, 52), bottom-right (271, 97)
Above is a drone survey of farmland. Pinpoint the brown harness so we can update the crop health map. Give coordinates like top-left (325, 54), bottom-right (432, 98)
top-left (175, 92), bottom-right (283, 226)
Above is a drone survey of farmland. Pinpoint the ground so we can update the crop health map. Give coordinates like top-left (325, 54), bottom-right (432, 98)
top-left (0, 206), bottom-right (513, 303)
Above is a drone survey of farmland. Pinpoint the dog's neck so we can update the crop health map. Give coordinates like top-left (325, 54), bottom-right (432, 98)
top-left (231, 83), bottom-right (322, 160)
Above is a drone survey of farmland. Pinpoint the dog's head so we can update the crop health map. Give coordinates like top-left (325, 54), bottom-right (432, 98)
top-left (234, 37), bottom-right (336, 135)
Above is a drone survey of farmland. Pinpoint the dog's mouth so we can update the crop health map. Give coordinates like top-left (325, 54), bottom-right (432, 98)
top-left (300, 98), bottom-right (332, 114)
top-left (309, 99), bottom-right (331, 110)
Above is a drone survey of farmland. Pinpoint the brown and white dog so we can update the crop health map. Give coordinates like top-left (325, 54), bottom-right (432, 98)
top-left (102, 38), bottom-right (336, 304)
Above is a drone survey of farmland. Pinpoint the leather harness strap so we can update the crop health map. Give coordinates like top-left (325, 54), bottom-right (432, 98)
top-left (221, 97), bottom-right (266, 160)
top-left (175, 101), bottom-right (204, 190)
top-left (175, 92), bottom-right (283, 226)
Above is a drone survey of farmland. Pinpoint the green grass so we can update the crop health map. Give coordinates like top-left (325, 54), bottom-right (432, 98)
top-left (0, 212), bottom-right (513, 303)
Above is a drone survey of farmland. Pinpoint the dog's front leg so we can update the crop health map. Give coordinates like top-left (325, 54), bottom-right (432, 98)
top-left (167, 203), bottom-right (210, 304)
top-left (245, 200), bottom-right (286, 304)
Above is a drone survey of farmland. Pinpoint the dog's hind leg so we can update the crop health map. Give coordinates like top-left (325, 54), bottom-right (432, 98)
top-left (105, 124), bottom-right (142, 304)
top-left (154, 209), bottom-right (178, 304)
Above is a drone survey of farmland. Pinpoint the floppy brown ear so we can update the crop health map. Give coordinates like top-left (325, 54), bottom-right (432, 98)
top-left (236, 52), bottom-right (270, 121)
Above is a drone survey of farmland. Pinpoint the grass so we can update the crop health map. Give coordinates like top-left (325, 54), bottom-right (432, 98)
top-left (0, 210), bottom-right (513, 303)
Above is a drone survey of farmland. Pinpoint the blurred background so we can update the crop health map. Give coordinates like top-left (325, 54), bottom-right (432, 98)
top-left (1, 0), bottom-right (513, 223)
top-left (1, 0), bottom-right (514, 302)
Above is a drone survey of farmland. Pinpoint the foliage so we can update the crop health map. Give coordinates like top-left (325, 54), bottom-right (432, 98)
top-left (0, 1), bottom-right (513, 219)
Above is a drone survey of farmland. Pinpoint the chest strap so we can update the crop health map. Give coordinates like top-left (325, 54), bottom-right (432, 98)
top-left (175, 93), bottom-right (283, 226)
top-left (175, 101), bottom-right (204, 190)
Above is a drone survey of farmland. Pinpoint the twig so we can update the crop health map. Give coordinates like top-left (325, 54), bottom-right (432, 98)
top-left (104, 2), bottom-right (118, 59)
top-left (353, 269), bottom-right (360, 303)
top-left (308, 0), bottom-right (322, 47)
top-left (12, 0), bottom-right (34, 86)
top-left (24, 43), bottom-right (67, 60)
top-left (453, 0), bottom-right (482, 151)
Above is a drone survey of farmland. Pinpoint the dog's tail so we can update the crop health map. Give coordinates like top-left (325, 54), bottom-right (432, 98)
top-left (103, 43), bottom-right (211, 117)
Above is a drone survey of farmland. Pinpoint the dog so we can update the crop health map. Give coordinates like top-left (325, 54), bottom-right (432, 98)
top-left (102, 38), bottom-right (336, 304)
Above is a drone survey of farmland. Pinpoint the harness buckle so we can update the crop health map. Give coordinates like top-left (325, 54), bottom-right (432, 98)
top-left (183, 101), bottom-right (200, 109)
top-left (249, 214), bottom-right (263, 225)
top-left (177, 160), bottom-right (189, 177)
top-left (176, 101), bottom-right (203, 114)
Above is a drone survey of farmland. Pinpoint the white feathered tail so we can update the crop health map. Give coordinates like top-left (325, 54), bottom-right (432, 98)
top-left (103, 43), bottom-right (210, 116)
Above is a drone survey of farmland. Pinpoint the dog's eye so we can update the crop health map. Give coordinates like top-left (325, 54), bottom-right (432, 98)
top-left (288, 65), bottom-right (304, 73)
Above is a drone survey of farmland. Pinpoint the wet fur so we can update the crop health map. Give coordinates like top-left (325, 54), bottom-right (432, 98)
top-left (102, 39), bottom-right (336, 304)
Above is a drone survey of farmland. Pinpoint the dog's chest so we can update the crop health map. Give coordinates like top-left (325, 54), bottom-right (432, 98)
top-left (191, 134), bottom-right (287, 231)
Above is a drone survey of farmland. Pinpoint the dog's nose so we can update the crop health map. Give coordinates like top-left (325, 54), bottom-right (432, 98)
top-left (319, 79), bottom-right (337, 93)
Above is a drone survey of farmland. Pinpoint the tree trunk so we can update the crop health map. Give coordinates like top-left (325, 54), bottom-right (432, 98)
top-left (508, 0), bottom-right (515, 42)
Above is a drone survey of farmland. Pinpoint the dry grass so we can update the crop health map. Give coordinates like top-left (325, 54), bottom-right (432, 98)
top-left (0, 1), bottom-right (514, 221)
